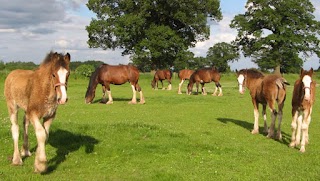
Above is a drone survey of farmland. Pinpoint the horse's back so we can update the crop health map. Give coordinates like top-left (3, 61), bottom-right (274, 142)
top-left (4, 69), bottom-right (34, 110)
top-left (263, 74), bottom-right (287, 102)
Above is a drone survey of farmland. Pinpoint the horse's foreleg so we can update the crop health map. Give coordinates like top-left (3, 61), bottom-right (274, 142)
top-left (32, 116), bottom-right (48, 173)
top-left (129, 84), bottom-right (137, 104)
top-left (262, 105), bottom-right (268, 134)
top-left (10, 108), bottom-right (22, 165)
top-left (252, 107), bottom-right (259, 134)
top-left (21, 115), bottom-right (32, 158)
top-left (43, 116), bottom-right (54, 140)
top-left (305, 107), bottom-right (313, 145)
top-left (161, 80), bottom-right (165, 90)
top-left (178, 80), bottom-right (184, 94)
top-left (300, 108), bottom-right (312, 152)
top-left (289, 110), bottom-right (299, 148)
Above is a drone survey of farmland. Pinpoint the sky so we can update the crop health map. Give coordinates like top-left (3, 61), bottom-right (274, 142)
top-left (0, 0), bottom-right (319, 70)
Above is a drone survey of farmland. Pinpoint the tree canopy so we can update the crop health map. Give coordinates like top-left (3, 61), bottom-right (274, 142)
top-left (86, 0), bottom-right (222, 69)
top-left (230, 0), bottom-right (320, 73)
top-left (206, 42), bottom-right (240, 72)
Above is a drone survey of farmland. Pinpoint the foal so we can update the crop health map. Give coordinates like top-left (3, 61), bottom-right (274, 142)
top-left (151, 70), bottom-right (172, 90)
top-left (290, 68), bottom-right (316, 152)
top-left (236, 69), bottom-right (289, 139)
top-left (4, 52), bottom-right (71, 173)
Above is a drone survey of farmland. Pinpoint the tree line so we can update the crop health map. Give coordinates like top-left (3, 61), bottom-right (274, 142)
top-left (86, 0), bottom-right (320, 73)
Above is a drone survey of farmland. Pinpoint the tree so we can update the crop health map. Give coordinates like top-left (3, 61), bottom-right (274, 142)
top-left (75, 64), bottom-right (95, 78)
top-left (86, 0), bottom-right (222, 69)
top-left (230, 0), bottom-right (320, 73)
top-left (206, 42), bottom-right (240, 72)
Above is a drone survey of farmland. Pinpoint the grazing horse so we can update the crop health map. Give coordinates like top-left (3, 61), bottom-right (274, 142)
top-left (4, 52), bottom-right (71, 173)
top-left (178, 69), bottom-right (194, 94)
top-left (187, 67), bottom-right (222, 96)
top-left (151, 70), bottom-right (172, 90)
top-left (85, 64), bottom-right (145, 104)
top-left (290, 68), bottom-right (316, 152)
top-left (236, 69), bottom-right (289, 139)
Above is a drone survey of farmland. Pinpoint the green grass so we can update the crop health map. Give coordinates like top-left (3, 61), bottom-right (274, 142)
top-left (0, 72), bottom-right (320, 180)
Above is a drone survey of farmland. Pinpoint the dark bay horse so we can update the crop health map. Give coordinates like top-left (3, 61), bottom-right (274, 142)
top-left (236, 69), bottom-right (289, 139)
top-left (178, 69), bottom-right (194, 94)
top-left (187, 67), bottom-right (222, 96)
top-left (4, 52), bottom-right (71, 173)
top-left (151, 70), bottom-right (172, 90)
top-left (85, 64), bottom-right (145, 104)
top-left (290, 68), bottom-right (316, 152)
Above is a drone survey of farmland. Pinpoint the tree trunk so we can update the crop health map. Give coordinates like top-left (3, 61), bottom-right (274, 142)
top-left (273, 65), bottom-right (281, 75)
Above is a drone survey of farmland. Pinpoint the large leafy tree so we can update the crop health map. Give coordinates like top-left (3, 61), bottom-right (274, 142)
top-left (230, 0), bottom-right (320, 73)
top-left (86, 0), bottom-right (222, 69)
top-left (206, 42), bottom-right (240, 72)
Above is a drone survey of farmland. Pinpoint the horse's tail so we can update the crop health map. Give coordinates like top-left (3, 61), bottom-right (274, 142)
top-left (276, 77), bottom-right (290, 89)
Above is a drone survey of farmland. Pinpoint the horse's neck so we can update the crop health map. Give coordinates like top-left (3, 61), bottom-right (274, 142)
top-left (33, 69), bottom-right (55, 94)
top-left (246, 77), bottom-right (263, 94)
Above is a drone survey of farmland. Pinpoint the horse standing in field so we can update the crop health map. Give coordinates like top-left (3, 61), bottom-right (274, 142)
top-left (187, 67), bottom-right (222, 96)
top-left (151, 70), bottom-right (172, 90)
top-left (4, 52), bottom-right (71, 173)
top-left (178, 69), bottom-right (194, 94)
top-left (236, 69), bottom-right (289, 139)
top-left (290, 68), bottom-right (316, 152)
top-left (85, 64), bottom-right (145, 104)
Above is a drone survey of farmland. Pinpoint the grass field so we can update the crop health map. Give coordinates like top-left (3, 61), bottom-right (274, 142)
top-left (0, 72), bottom-right (320, 180)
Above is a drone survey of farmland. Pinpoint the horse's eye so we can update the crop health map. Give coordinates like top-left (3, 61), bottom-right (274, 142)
top-left (52, 74), bottom-right (56, 77)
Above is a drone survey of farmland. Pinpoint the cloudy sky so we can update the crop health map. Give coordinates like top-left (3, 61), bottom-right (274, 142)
top-left (0, 0), bottom-right (319, 70)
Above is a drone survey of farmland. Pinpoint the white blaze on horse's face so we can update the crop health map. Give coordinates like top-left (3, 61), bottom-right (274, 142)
top-left (237, 74), bottom-right (245, 94)
top-left (302, 75), bottom-right (312, 101)
top-left (57, 67), bottom-right (68, 104)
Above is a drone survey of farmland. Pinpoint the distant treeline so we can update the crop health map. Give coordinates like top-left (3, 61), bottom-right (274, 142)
top-left (0, 60), bottom-right (105, 71)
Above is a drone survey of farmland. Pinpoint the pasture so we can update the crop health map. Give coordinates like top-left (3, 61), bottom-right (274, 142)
top-left (0, 72), bottom-right (320, 180)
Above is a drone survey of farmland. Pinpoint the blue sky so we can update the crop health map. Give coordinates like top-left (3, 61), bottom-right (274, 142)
top-left (0, 0), bottom-right (319, 70)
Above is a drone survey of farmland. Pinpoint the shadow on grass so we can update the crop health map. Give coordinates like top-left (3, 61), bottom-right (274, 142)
top-left (44, 129), bottom-right (99, 174)
top-left (217, 117), bottom-right (291, 146)
top-left (92, 97), bottom-right (133, 104)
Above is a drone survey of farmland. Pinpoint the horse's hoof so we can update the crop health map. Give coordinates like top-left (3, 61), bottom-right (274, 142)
top-left (299, 147), bottom-right (306, 153)
top-left (289, 142), bottom-right (296, 148)
top-left (251, 130), bottom-right (259, 134)
top-left (212, 94), bottom-right (217, 96)
top-left (106, 101), bottom-right (113, 105)
top-left (266, 134), bottom-right (274, 139)
top-left (12, 158), bottom-right (23, 166)
top-left (178, 92), bottom-right (182, 94)
top-left (218, 94), bottom-right (223, 96)
top-left (34, 161), bottom-right (47, 173)
top-left (139, 101), bottom-right (146, 104)
top-left (128, 101), bottom-right (137, 104)
top-left (21, 150), bottom-right (32, 157)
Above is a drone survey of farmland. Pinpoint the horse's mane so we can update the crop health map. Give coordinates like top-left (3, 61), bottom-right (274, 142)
top-left (244, 68), bottom-right (264, 79)
top-left (40, 51), bottom-right (69, 69)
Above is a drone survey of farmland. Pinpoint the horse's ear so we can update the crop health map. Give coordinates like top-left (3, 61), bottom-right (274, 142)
top-left (310, 68), bottom-right (314, 74)
top-left (300, 68), bottom-right (304, 76)
top-left (64, 53), bottom-right (71, 63)
top-left (235, 69), bottom-right (238, 73)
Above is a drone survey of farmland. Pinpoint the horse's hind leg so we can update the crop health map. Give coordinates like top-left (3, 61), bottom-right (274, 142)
top-left (267, 109), bottom-right (277, 139)
top-left (129, 84), bottom-right (137, 104)
top-left (167, 80), bottom-right (172, 90)
top-left (21, 115), bottom-right (32, 157)
top-left (201, 83), bottom-right (207, 95)
top-left (178, 80), bottom-right (184, 94)
top-left (9, 105), bottom-right (23, 165)
top-left (101, 85), bottom-right (107, 103)
top-left (262, 105), bottom-right (268, 134)
top-left (276, 103), bottom-right (284, 140)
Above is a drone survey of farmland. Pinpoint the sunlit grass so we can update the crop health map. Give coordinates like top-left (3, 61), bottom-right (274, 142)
top-left (0, 72), bottom-right (319, 180)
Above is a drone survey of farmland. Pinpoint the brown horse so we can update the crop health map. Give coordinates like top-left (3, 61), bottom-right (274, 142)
top-left (4, 52), bottom-right (71, 173)
top-left (290, 68), bottom-right (316, 152)
top-left (178, 69), bottom-right (194, 94)
top-left (85, 64), bottom-right (145, 104)
top-left (236, 69), bottom-right (289, 139)
top-left (151, 70), bottom-right (172, 90)
top-left (187, 67), bottom-right (222, 96)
